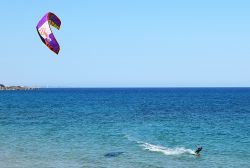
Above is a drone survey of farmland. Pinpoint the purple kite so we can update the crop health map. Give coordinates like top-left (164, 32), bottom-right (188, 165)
top-left (36, 12), bottom-right (61, 54)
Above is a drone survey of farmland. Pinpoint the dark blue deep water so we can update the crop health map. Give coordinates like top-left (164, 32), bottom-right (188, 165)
top-left (0, 88), bottom-right (249, 168)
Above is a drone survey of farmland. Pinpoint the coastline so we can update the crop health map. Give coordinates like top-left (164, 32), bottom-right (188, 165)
top-left (0, 84), bottom-right (37, 91)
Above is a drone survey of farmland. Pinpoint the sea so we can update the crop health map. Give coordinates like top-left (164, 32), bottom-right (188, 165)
top-left (0, 88), bottom-right (249, 168)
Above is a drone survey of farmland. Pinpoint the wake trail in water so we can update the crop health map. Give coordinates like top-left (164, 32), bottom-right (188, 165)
top-left (125, 135), bottom-right (195, 156)
top-left (141, 142), bottom-right (195, 155)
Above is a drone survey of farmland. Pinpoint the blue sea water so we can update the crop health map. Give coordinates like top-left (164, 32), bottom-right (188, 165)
top-left (0, 88), bottom-right (249, 168)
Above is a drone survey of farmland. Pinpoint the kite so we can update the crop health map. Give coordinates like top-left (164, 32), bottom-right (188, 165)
top-left (36, 12), bottom-right (61, 54)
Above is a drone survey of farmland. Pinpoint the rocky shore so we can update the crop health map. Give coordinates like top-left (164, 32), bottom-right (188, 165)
top-left (0, 84), bottom-right (36, 90)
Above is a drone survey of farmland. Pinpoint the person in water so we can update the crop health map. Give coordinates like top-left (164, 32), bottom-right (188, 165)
top-left (195, 146), bottom-right (202, 155)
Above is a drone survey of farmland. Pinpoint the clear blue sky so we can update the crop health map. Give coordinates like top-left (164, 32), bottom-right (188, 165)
top-left (1, 0), bottom-right (250, 87)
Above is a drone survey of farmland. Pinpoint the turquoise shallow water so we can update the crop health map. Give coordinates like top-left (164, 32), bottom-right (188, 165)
top-left (0, 88), bottom-right (249, 168)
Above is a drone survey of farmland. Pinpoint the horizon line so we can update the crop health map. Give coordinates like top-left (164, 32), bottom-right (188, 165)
top-left (38, 86), bottom-right (250, 89)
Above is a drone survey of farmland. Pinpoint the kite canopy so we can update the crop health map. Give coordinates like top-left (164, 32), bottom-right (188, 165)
top-left (36, 12), bottom-right (61, 54)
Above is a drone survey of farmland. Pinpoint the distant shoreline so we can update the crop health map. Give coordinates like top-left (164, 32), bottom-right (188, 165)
top-left (0, 84), bottom-right (37, 91)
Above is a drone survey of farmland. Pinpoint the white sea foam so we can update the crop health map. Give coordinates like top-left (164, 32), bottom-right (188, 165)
top-left (141, 142), bottom-right (195, 155)
top-left (124, 135), bottom-right (195, 156)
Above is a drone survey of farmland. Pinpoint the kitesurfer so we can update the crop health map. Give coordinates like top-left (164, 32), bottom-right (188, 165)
top-left (195, 146), bottom-right (202, 155)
